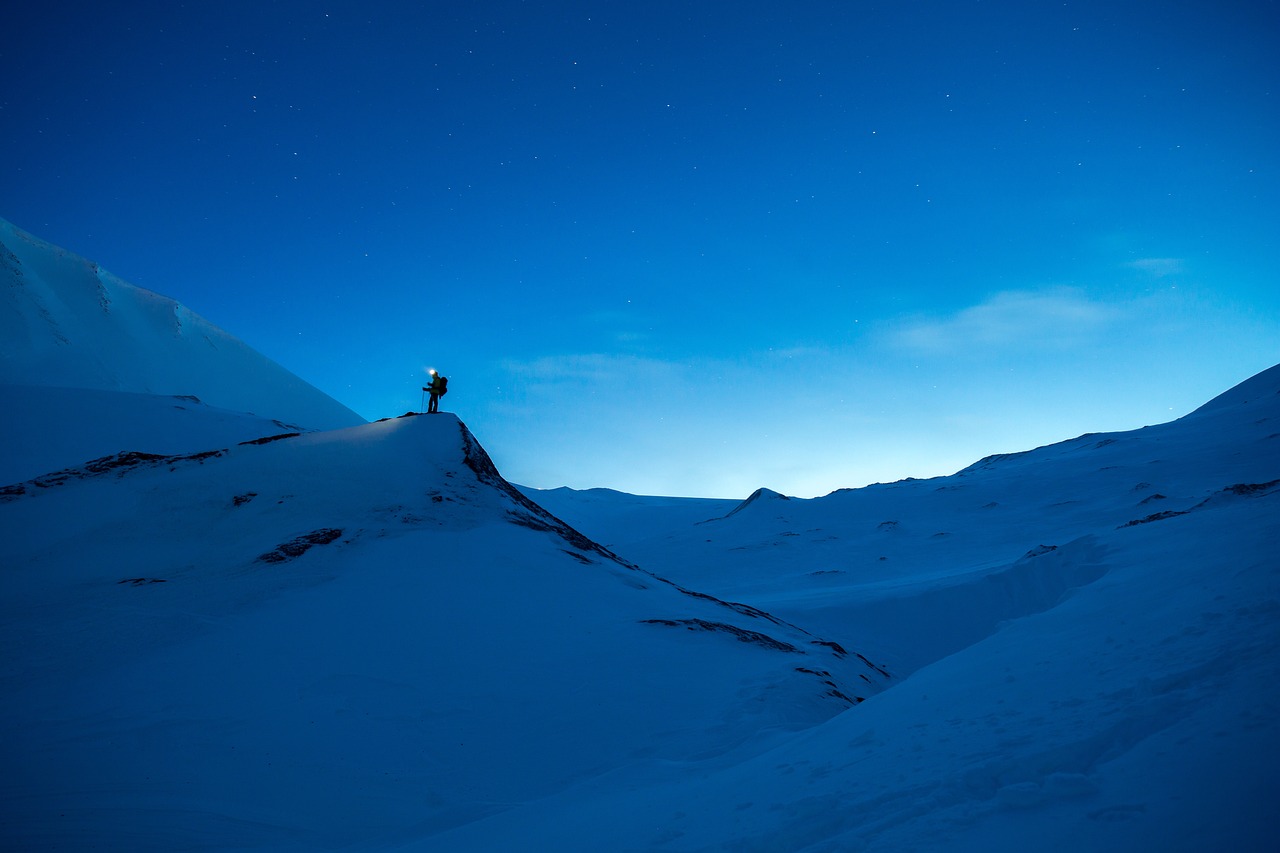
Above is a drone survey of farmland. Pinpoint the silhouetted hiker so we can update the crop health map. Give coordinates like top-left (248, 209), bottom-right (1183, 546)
top-left (424, 369), bottom-right (448, 413)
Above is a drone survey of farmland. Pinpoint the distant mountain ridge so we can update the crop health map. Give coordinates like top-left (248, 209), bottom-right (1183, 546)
top-left (0, 217), bottom-right (363, 431)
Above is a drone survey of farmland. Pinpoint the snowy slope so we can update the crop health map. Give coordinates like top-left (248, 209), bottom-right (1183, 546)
top-left (442, 364), bottom-right (1280, 851)
top-left (0, 384), bottom-right (322, 486)
top-left (3, 213), bottom-right (1276, 850)
top-left (517, 485), bottom-right (738, 551)
top-left (6, 369), bottom-right (1274, 852)
top-left (0, 413), bottom-right (888, 851)
top-left (427, 493), bottom-right (1278, 853)
top-left (0, 217), bottom-right (363, 432)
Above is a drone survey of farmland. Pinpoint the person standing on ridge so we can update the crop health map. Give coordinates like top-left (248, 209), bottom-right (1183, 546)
top-left (424, 369), bottom-right (448, 413)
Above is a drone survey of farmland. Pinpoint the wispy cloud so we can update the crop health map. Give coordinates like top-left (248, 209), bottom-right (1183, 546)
top-left (500, 352), bottom-right (681, 387)
top-left (579, 308), bottom-right (655, 346)
top-left (891, 288), bottom-right (1121, 354)
top-left (1126, 257), bottom-right (1184, 277)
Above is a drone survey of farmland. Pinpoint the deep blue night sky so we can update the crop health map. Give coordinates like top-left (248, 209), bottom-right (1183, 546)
top-left (4, 1), bottom-right (1278, 496)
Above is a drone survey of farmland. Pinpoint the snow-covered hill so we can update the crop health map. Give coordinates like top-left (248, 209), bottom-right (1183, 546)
top-left (0, 217), bottom-right (363, 448)
top-left (517, 485), bottom-right (739, 552)
top-left (2, 221), bottom-right (1277, 851)
top-left (1, 412), bottom-right (889, 851)
top-left (0, 384), bottom-right (330, 486)
top-left (536, 366), bottom-right (1280, 670)
top-left (503, 365), bottom-right (1280, 852)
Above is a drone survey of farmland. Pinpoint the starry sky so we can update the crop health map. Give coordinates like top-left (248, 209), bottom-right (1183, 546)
top-left (4, 0), bottom-right (1278, 497)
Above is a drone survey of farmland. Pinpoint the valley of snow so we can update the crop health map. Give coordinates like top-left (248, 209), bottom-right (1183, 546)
top-left (2, 219), bottom-right (1278, 851)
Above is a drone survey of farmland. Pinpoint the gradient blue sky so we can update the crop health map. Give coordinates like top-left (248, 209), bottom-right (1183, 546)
top-left (5, 0), bottom-right (1278, 497)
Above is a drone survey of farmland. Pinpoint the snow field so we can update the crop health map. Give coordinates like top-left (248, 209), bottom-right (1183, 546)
top-left (3, 220), bottom-right (1278, 850)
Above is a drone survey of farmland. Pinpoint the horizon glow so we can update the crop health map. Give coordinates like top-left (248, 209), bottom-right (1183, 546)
top-left (4, 0), bottom-right (1277, 497)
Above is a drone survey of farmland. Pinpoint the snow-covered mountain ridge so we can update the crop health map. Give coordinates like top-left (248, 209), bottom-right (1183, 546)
top-left (1, 216), bottom-right (363, 435)
top-left (2, 220), bottom-right (1277, 850)
top-left (2, 406), bottom-right (894, 850)
top-left (0, 384), bottom-right (334, 486)
top-left (531, 364), bottom-right (1280, 677)
top-left (487, 364), bottom-right (1280, 852)
top-left (0, 406), bottom-right (881, 691)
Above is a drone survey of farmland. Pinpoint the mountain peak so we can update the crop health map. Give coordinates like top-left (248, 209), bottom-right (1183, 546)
top-left (1189, 362), bottom-right (1280, 415)
top-left (721, 486), bottom-right (791, 518)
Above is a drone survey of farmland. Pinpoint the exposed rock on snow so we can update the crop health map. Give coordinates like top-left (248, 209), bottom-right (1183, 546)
top-left (1120, 509), bottom-right (1190, 527)
top-left (238, 432), bottom-right (302, 446)
top-left (1222, 479), bottom-right (1280, 496)
top-left (458, 417), bottom-right (638, 567)
top-left (257, 528), bottom-right (345, 563)
top-left (1, 447), bottom-right (226, 498)
top-left (639, 618), bottom-right (803, 653)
